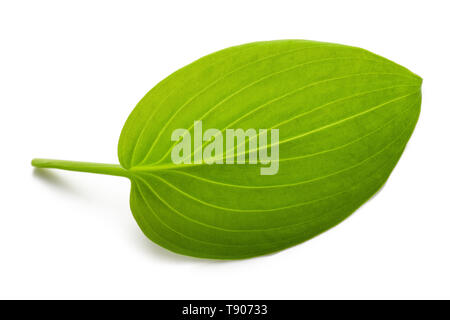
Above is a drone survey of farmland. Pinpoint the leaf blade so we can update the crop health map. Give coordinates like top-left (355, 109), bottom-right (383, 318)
top-left (120, 40), bottom-right (422, 259)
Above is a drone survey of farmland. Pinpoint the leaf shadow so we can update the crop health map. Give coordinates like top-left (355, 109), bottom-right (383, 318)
top-left (32, 168), bottom-right (127, 219)
top-left (131, 231), bottom-right (244, 265)
top-left (32, 168), bottom-right (83, 197)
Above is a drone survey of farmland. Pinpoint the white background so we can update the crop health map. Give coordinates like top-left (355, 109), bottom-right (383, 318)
top-left (1, 0), bottom-right (449, 299)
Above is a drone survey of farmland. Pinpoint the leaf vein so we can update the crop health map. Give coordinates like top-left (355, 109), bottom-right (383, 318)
top-left (142, 124), bottom-right (411, 213)
top-left (143, 57), bottom-right (414, 165)
top-left (182, 82), bottom-right (419, 163)
top-left (130, 43), bottom-right (339, 166)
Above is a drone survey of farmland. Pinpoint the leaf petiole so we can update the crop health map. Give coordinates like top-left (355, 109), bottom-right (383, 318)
top-left (31, 158), bottom-right (130, 178)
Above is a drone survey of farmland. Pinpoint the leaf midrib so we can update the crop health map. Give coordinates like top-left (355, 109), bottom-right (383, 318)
top-left (129, 90), bottom-right (420, 175)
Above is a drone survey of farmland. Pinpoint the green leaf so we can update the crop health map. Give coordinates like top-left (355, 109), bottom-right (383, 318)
top-left (32, 40), bottom-right (422, 259)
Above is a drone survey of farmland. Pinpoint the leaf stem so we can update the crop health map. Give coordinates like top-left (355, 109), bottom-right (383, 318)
top-left (31, 158), bottom-right (130, 178)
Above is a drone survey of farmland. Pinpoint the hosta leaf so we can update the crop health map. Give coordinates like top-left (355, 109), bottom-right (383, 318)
top-left (32, 40), bottom-right (422, 259)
